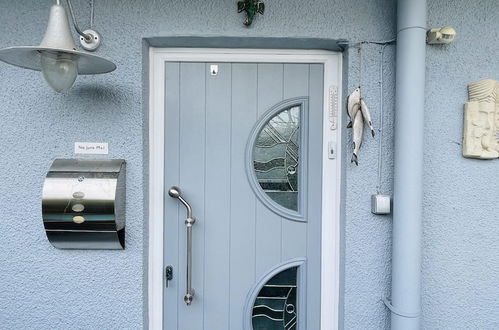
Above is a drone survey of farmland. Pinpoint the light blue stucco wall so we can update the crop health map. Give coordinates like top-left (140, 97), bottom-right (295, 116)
top-left (0, 0), bottom-right (497, 329)
top-left (423, 1), bottom-right (499, 329)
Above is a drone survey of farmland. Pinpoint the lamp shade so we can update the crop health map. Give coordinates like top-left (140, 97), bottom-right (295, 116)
top-left (0, 3), bottom-right (116, 75)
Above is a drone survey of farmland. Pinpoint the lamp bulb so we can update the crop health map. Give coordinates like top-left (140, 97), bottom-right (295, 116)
top-left (40, 52), bottom-right (78, 92)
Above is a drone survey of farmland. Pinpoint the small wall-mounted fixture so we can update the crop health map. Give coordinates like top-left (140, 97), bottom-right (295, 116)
top-left (463, 79), bottom-right (499, 159)
top-left (42, 159), bottom-right (126, 249)
top-left (0, 0), bottom-right (115, 92)
top-left (237, 0), bottom-right (265, 26)
top-left (426, 26), bottom-right (456, 44)
top-left (371, 194), bottom-right (391, 215)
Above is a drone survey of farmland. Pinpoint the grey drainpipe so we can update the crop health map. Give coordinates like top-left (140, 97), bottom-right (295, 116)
top-left (386, 0), bottom-right (427, 329)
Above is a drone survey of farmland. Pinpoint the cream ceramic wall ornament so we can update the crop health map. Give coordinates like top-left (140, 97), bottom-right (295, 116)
top-left (463, 79), bottom-right (499, 159)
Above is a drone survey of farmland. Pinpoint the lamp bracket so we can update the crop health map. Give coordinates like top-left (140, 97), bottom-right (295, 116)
top-left (65, 0), bottom-right (101, 51)
top-left (79, 29), bottom-right (101, 51)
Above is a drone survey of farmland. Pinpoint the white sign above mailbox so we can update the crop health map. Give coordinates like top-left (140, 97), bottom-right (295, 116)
top-left (74, 142), bottom-right (109, 155)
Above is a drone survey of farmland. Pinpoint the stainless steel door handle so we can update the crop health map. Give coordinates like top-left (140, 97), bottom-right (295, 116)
top-left (168, 186), bottom-right (196, 306)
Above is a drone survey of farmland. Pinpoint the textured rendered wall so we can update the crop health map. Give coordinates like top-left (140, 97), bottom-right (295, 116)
top-left (0, 0), bottom-right (496, 329)
top-left (423, 1), bottom-right (499, 329)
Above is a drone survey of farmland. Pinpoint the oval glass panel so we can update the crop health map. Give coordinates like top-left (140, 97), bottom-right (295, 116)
top-left (253, 105), bottom-right (300, 211)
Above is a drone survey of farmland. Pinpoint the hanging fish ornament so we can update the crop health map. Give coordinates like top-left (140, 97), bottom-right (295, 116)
top-left (351, 110), bottom-right (364, 165)
top-left (360, 99), bottom-right (375, 137)
top-left (346, 87), bottom-right (375, 165)
top-left (346, 87), bottom-right (361, 128)
top-left (237, 0), bottom-right (265, 26)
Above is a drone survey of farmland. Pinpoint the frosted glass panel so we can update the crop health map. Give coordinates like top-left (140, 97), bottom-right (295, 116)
top-left (252, 267), bottom-right (298, 330)
top-left (253, 106), bottom-right (300, 211)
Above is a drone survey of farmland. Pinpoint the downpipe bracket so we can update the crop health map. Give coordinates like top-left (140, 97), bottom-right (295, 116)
top-left (383, 297), bottom-right (421, 319)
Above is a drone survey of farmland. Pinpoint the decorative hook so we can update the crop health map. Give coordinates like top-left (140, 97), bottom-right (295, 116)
top-left (237, 0), bottom-right (265, 26)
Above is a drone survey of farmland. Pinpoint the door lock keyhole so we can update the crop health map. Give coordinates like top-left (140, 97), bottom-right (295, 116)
top-left (165, 265), bottom-right (173, 287)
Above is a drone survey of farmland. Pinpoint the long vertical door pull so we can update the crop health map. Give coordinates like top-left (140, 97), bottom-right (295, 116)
top-left (168, 186), bottom-right (196, 305)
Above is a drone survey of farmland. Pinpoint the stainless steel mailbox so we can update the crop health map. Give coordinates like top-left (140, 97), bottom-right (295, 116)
top-left (42, 159), bottom-right (126, 249)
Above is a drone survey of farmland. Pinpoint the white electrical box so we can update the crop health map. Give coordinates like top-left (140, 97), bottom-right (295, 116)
top-left (371, 194), bottom-right (391, 215)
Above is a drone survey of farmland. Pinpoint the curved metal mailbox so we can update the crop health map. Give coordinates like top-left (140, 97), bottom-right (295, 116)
top-left (42, 159), bottom-right (126, 249)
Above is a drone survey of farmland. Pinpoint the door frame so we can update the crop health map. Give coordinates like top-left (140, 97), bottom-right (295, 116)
top-left (148, 47), bottom-right (343, 330)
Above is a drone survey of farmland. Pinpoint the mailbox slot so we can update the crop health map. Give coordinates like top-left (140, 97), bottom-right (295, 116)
top-left (42, 159), bottom-right (126, 249)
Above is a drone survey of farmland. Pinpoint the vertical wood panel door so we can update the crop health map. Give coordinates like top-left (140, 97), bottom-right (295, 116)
top-left (164, 62), bottom-right (324, 330)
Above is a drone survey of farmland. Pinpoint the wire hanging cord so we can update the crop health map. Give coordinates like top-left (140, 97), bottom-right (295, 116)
top-left (338, 38), bottom-right (396, 49)
top-left (358, 42), bottom-right (393, 193)
top-left (376, 44), bottom-right (389, 194)
top-left (358, 43), bottom-right (363, 100)
top-left (90, 0), bottom-right (95, 28)
top-left (65, 0), bottom-right (93, 41)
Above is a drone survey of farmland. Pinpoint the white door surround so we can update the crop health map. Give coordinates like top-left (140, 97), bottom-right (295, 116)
top-left (148, 47), bottom-right (343, 330)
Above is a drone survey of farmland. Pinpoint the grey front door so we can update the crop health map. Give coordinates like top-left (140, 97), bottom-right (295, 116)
top-left (163, 62), bottom-right (324, 330)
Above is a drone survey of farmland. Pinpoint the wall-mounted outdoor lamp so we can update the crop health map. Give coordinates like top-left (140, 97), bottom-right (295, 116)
top-left (0, 0), bottom-right (115, 92)
top-left (426, 26), bottom-right (457, 44)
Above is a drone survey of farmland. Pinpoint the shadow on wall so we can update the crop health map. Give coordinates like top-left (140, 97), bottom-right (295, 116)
top-left (59, 83), bottom-right (137, 109)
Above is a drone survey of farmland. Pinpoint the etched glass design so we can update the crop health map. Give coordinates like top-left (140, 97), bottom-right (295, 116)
top-left (253, 106), bottom-right (300, 211)
top-left (252, 267), bottom-right (298, 330)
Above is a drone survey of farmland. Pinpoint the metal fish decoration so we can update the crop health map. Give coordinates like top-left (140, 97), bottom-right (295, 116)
top-left (346, 87), bottom-right (375, 165)
top-left (351, 111), bottom-right (364, 165)
top-left (360, 99), bottom-right (375, 137)
top-left (237, 0), bottom-right (265, 26)
top-left (347, 87), bottom-right (361, 128)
